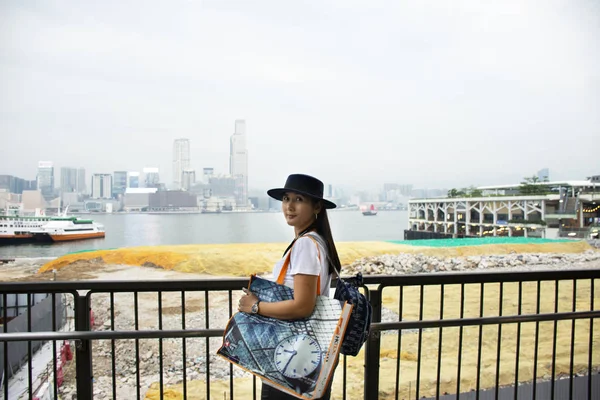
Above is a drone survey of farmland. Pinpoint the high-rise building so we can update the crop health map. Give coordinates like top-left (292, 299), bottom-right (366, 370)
top-left (229, 119), bottom-right (248, 207)
top-left (383, 183), bottom-right (400, 192)
top-left (203, 167), bottom-right (214, 183)
top-left (399, 184), bottom-right (413, 197)
top-left (37, 161), bottom-right (55, 199)
top-left (91, 174), bottom-right (113, 199)
top-left (326, 184), bottom-right (334, 198)
top-left (0, 175), bottom-right (13, 193)
top-left (0, 175), bottom-right (36, 194)
top-left (181, 169), bottom-right (196, 191)
top-left (77, 168), bottom-right (86, 194)
top-left (209, 176), bottom-right (236, 197)
top-left (173, 138), bottom-right (191, 189)
top-left (113, 171), bottom-right (128, 197)
top-left (143, 167), bottom-right (160, 188)
top-left (383, 183), bottom-right (412, 202)
top-left (128, 172), bottom-right (140, 188)
top-left (60, 167), bottom-right (78, 193)
top-left (537, 168), bottom-right (550, 182)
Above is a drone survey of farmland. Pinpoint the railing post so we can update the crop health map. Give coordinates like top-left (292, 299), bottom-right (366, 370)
top-left (364, 288), bottom-right (382, 400)
top-left (75, 293), bottom-right (93, 400)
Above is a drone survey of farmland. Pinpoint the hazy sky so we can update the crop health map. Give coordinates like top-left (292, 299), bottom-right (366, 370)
top-left (1, 0), bottom-right (599, 192)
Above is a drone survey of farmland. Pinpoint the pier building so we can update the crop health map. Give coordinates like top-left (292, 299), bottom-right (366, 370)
top-left (408, 179), bottom-right (599, 239)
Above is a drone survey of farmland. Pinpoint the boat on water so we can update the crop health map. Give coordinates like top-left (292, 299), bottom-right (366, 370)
top-left (0, 214), bottom-right (54, 243)
top-left (201, 203), bottom-right (222, 214)
top-left (30, 217), bottom-right (105, 242)
top-left (201, 209), bottom-right (222, 214)
top-left (0, 207), bottom-right (105, 243)
top-left (362, 204), bottom-right (378, 216)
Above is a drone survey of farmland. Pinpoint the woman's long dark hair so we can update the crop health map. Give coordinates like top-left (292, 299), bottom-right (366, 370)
top-left (313, 202), bottom-right (341, 274)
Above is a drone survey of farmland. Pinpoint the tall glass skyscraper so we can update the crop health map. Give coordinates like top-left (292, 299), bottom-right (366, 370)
top-left (128, 171), bottom-right (140, 188)
top-left (173, 138), bottom-right (190, 189)
top-left (229, 120), bottom-right (248, 208)
top-left (37, 161), bottom-right (55, 199)
top-left (77, 168), bottom-right (86, 194)
top-left (60, 167), bottom-right (78, 193)
top-left (91, 174), bottom-right (113, 199)
top-left (113, 171), bottom-right (128, 196)
top-left (143, 167), bottom-right (160, 188)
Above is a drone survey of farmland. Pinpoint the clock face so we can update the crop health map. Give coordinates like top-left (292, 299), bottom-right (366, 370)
top-left (274, 334), bottom-right (322, 379)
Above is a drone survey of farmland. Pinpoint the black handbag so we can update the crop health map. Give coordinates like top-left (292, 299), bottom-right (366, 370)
top-left (306, 234), bottom-right (373, 356)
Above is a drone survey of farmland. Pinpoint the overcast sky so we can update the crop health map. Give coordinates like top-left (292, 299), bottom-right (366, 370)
top-left (1, 0), bottom-right (599, 192)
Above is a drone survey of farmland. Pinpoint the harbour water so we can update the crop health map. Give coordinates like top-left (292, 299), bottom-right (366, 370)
top-left (0, 210), bottom-right (409, 258)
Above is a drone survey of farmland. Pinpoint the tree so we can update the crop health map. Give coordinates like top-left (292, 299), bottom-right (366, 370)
top-left (519, 175), bottom-right (548, 195)
top-left (467, 185), bottom-right (483, 197)
top-left (448, 187), bottom-right (477, 198)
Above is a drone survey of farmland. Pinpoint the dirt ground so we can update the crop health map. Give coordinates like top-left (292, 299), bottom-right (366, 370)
top-left (0, 258), bottom-right (223, 282)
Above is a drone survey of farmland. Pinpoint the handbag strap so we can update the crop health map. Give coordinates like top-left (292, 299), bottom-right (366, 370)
top-left (304, 232), bottom-right (341, 282)
top-left (276, 234), bottom-right (321, 295)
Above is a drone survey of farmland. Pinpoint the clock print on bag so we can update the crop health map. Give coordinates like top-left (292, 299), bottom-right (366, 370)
top-left (274, 334), bottom-right (322, 379)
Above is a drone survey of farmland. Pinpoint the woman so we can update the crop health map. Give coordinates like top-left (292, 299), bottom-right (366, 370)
top-left (237, 173), bottom-right (342, 400)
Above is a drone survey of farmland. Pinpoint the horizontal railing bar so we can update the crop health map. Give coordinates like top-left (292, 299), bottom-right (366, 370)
top-left (371, 310), bottom-right (600, 331)
top-left (365, 269), bottom-right (600, 288)
top-left (3, 310), bottom-right (599, 342)
top-left (1, 269), bottom-right (598, 294)
top-left (0, 328), bottom-right (224, 342)
top-left (0, 279), bottom-right (248, 293)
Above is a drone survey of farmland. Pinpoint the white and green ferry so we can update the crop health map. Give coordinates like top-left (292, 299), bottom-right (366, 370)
top-left (0, 214), bottom-right (54, 243)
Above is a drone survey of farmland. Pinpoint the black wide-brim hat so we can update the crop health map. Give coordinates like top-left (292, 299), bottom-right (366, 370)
top-left (267, 174), bottom-right (337, 209)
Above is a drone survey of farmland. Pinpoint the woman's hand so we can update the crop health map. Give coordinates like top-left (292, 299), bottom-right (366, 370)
top-left (237, 288), bottom-right (260, 314)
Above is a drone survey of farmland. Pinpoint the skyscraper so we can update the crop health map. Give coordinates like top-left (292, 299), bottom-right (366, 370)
top-left (173, 138), bottom-right (190, 189)
top-left (229, 119), bottom-right (248, 208)
top-left (91, 174), bottom-right (113, 199)
top-left (143, 167), bottom-right (160, 188)
top-left (537, 168), bottom-right (550, 182)
top-left (37, 161), bottom-right (55, 199)
top-left (181, 169), bottom-right (196, 191)
top-left (128, 172), bottom-right (140, 188)
top-left (113, 171), bottom-right (128, 197)
top-left (77, 168), bottom-right (86, 194)
top-left (203, 167), bottom-right (214, 184)
top-left (60, 167), bottom-right (78, 193)
top-left (0, 175), bottom-right (36, 194)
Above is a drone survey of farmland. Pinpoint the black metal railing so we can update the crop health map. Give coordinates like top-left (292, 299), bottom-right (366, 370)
top-left (1, 269), bottom-right (599, 400)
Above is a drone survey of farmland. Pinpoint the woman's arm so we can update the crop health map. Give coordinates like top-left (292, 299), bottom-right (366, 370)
top-left (238, 273), bottom-right (318, 319)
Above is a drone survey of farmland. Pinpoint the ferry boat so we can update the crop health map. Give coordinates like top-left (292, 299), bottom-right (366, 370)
top-left (31, 217), bottom-right (105, 242)
top-left (0, 215), bottom-right (53, 243)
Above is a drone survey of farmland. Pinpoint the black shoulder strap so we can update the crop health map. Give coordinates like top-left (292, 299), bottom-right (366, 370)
top-left (282, 227), bottom-right (315, 257)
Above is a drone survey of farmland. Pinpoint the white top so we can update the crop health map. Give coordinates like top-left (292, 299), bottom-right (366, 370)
top-left (272, 234), bottom-right (332, 296)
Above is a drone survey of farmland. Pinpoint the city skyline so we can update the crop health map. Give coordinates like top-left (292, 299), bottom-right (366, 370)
top-left (5, 131), bottom-right (595, 195)
top-left (2, 164), bottom-right (597, 214)
top-left (0, 160), bottom-right (592, 199)
top-left (1, 1), bottom-right (597, 192)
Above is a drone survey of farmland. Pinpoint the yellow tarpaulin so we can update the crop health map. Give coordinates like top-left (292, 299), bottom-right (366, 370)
top-left (38, 240), bottom-right (592, 276)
